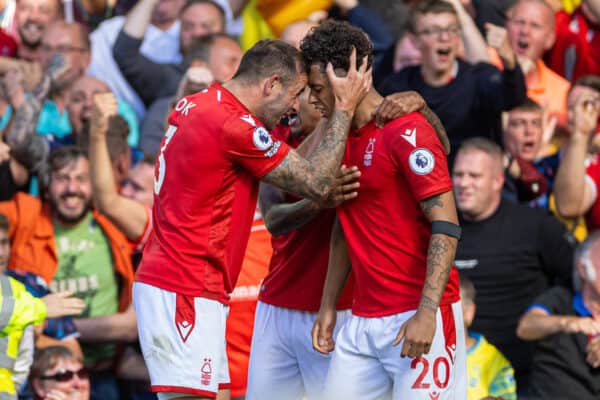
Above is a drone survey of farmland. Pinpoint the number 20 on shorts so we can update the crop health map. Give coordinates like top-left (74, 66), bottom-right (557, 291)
top-left (411, 356), bottom-right (451, 390)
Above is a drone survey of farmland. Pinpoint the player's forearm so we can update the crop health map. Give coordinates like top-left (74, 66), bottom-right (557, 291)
top-left (264, 109), bottom-right (353, 201)
top-left (264, 198), bottom-right (321, 236)
top-left (321, 219), bottom-right (352, 310)
top-left (419, 233), bottom-right (457, 312)
top-left (123, 0), bottom-right (158, 38)
top-left (516, 313), bottom-right (564, 341)
top-left (554, 134), bottom-right (589, 217)
top-left (75, 307), bottom-right (137, 343)
top-left (36, 334), bottom-right (83, 359)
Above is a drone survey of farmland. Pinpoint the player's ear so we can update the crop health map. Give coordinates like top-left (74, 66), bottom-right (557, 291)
top-left (262, 75), bottom-right (281, 97)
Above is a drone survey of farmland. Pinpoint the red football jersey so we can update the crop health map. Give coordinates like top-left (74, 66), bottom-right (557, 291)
top-left (585, 154), bottom-right (600, 232)
top-left (259, 127), bottom-right (354, 311)
top-left (136, 83), bottom-right (289, 303)
top-left (547, 9), bottom-right (600, 82)
top-left (337, 112), bottom-right (460, 317)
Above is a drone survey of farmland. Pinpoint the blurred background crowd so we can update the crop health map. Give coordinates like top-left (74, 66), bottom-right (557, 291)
top-left (0, 0), bottom-right (599, 399)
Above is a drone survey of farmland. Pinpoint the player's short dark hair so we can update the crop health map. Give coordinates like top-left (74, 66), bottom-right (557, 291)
top-left (300, 20), bottom-right (373, 73)
top-left (77, 116), bottom-right (130, 164)
top-left (180, 0), bottom-right (226, 30)
top-left (459, 274), bottom-right (476, 304)
top-left (0, 213), bottom-right (9, 234)
top-left (509, 98), bottom-right (543, 114)
top-left (184, 33), bottom-right (237, 62)
top-left (406, 0), bottom-right (458, 34)
top-left (570, 75), bottom-right (600, 96)
top-left (232, 39), bottom-right (304, 87)
top-left (39, 145), bottom-right (88, 195)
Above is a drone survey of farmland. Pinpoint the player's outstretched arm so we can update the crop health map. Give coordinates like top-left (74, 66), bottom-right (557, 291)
top-left (89, 93), bottom-right (149, 242)
top-left (393, 190), bottom-right (459, 358)
top-left (313, 217), bottom-right (351, 354)
top-left (263, 49), bottom-right (371, 201)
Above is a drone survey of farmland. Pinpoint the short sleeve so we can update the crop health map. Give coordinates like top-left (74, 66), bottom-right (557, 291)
top-left (529, 286), bottom-right (571, 316)
top-left (221, 116), bottom-right (290, 178)
top-left (385, 113), bottom-right (453, 201)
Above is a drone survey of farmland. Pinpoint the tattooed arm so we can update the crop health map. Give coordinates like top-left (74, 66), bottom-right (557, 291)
top-left (393, 190), bottom-right (459, 359)
top-left (262, 50), bottom-right (371, 201)
top-left (418, 191), bottom-right (459, 312)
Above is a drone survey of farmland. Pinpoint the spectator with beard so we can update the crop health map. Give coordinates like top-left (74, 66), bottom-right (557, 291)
top-left (14, 0), bottom-right (62, 62)
top-left (0, 146), bottom-right (135, 400)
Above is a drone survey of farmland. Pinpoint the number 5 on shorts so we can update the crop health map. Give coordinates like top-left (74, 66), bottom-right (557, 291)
top-left (154, 124), bottom-right (178, 195)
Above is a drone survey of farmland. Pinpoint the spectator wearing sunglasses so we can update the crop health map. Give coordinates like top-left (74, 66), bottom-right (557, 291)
top-left (29, 346), bottom-right (90, 400)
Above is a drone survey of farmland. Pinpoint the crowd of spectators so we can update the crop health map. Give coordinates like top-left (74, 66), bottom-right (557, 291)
top-left (0, 0), bottom-right (599, 399)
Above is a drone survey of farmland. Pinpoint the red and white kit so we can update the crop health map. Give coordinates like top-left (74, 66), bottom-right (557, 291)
top-left (135, 83), bottom-right (289, 399)
top-left (326, 112), bottom-right (466, 399)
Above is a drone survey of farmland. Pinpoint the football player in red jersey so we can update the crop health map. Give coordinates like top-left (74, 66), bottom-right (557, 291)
top-left (306, 21), bottom-right (467, 399)
top-left (133, 39), bottom-right (371, 400)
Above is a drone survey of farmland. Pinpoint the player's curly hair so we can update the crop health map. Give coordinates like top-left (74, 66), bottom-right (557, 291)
top-left (300, 20), bottom-right (373, 74)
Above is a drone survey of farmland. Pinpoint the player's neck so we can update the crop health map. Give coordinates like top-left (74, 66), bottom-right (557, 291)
top-left (353, 89), bottom-right (382, 130)
top-left (221, 80), bottom-right (261, 117)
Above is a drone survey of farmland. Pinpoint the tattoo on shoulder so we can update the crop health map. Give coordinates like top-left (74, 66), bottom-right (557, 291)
top-left (421, 194), bottom-right (443, 214)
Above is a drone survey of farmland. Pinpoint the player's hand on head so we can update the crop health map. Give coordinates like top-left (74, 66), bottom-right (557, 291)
top-left (328, 47), bottom-right (372, 114)
top-left (374, 91), bottom-right (425, 128)
top-left (90, 92), bottom-right (118, 136)
top-left (312, 307), bottom-right (337, 354)
top-left (321, 164), bottom-right (361, 208)
top-left (393, 309), bottom-right (436, 359)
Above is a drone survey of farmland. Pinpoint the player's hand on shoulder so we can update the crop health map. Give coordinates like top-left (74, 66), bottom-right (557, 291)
top-left (373, 91), bottom-right (425, 128)
top-left (320, 164), bottom-right (361, 208)
top-left (393, 308), bottom-right (436, 359)
top-left (90, 92), bottom-right (118, 137)
top-left (328, 47), bottom-right (372, 114)
top-left (312, 307), bottom-right (337, 354)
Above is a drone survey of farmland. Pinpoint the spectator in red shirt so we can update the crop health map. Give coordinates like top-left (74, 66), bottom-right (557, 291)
top-left (547, 0), bottom-right (600, 82)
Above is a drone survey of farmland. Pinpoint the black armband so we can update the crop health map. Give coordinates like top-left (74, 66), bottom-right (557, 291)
top-left (431, 220), bottom-right (461, 240)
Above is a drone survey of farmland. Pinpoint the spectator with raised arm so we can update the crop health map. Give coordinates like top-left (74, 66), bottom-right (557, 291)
top-left (379, 0), bottom-right (526, 157)
top-left (554, 75), bottom-right (600, 232)
top-left (113, 0), bottom-right (230, 108)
